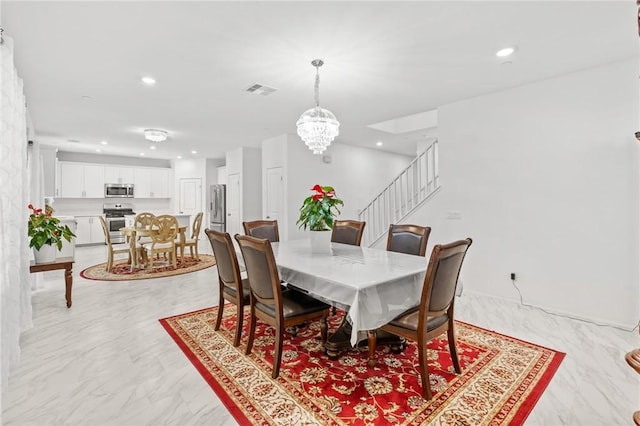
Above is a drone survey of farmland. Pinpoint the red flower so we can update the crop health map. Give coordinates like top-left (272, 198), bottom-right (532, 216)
top-left (312, 194), bottom-right (323, 202)
top-left (28, 204), bottom-right (34, 210)
top-left (311, 184), bottom-right (323, 193)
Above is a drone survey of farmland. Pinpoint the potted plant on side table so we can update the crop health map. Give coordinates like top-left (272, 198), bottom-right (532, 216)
top-left (28, 204), bottom-right (76, 263)
top-left (297, 184), bottom-right (343, 253)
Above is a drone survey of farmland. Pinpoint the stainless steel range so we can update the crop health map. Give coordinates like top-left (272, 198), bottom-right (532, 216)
top-left (103, 203), bottom-right (135, 244)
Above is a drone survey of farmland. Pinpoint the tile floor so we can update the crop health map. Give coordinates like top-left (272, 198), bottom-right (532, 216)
top-left (2, 244), bottom-right (639, 425)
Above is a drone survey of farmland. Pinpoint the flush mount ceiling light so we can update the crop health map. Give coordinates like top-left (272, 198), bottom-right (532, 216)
top-left (144, 129), bottom-right (168, 142)
top-left (296, 59), bottom-right (340, 155)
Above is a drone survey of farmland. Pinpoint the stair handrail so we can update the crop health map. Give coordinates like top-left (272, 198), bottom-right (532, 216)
top-left (358, 140), bottom-right (440, 246)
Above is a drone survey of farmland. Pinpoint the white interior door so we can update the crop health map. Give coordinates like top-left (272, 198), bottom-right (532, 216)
top-left (227, 173), bottom-right (241, 236)
top-left (266, 166), bottom-right (283, 224)
top-left (179, 177), bottom-right (202, 216)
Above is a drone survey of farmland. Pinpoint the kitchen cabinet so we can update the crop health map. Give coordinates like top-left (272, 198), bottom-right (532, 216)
top-left (58, 162), bottom-right (105, 198)
top-left (134, 167), bottom-right (170, 198)
top-left (104, 166), bottom-right (135, 184)
top-left (75, 216), bottom-right (105, 245)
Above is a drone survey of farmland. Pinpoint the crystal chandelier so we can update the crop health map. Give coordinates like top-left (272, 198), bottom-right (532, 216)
top-left (144, 129), bottom-right (168, 142)
top-left (296, 59), bottom-right (340, 155)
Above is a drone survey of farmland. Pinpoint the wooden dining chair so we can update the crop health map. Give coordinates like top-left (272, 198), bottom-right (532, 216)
top-left (97, 216), bottom-right (131, 272)
top-left (143, 215), bottom-right (179, 269)
top-left (235, 234), bottom-right (330, 379)
top-left (626, 348), bottom-right (640, 425)
top-left (386, 224), bottom-right (431, 257)
top-left (368, 238), bottom-right (473, 400)
top-left (205, 228), bottom-right (250, 347)
top-left (183, 212), bottom-right (204, 260)
top-left (331, 220), bottom-right (365, 246)
top-left (242, 220), bottom-right (279, 242)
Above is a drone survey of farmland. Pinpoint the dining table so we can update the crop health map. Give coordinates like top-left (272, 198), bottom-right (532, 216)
top-left (270, 239), bottom-right (428, 366)
top-left (119, 224), bottom-right (187, 270)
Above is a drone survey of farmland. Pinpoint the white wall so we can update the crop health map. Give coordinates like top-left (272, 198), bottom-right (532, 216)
top-left (226, 147), bottom-right (262, 234)
top-left (399, 58), bottom-right (639, 328)
top-left (285, 137), bottom-right (413, 241)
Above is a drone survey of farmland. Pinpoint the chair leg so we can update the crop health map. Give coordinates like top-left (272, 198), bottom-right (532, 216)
top-left (417, 336), bottom-right (433, 400)
top-left (106, 250), bottom-right (113, 272)
top-left (234, 303), bottom-right (244, 347)
top-left (272, 324), bottom-right (284, 379)
top-left (245, 306), bottom-right (256, 355)
top-left (367, 330), bottom-right (377, 367)
top-left (214, 294), bottom-right (224, 332)
top-left (171, 250), bottom-right (177, 269)
top-left (448, 323), bottom-right (461, 374)
top-left (320, 316), bottom-right (328, 342)
top-left (194, 244), bottom-right (199, 260)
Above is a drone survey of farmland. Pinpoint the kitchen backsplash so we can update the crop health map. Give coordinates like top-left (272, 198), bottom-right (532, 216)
top-left (53, 198), bottom-right (173, 216)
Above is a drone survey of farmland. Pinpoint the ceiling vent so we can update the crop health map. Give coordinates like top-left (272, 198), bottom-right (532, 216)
top-left (245, 83), bottom-right (277, 96)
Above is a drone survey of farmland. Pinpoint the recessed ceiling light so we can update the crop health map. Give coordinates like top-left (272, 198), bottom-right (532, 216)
top-left (150, 146), bottom-right (156, 150)
top-left (191, 150), bottom-right (197, 154)
top-left (177, 156), bottom-right (182, 159)
top-left (376, 141), bottom-right (383, 146)
top-left (96, 149), bottom-right (101, 152)
top-left (496, 47), bottom-right (516, 57)
top-left (140, 153), bottom-right (145, 156)
top-left (100, 140), bottom-right (108, 145)
top-left (141, 76), bottom-right (156, 85)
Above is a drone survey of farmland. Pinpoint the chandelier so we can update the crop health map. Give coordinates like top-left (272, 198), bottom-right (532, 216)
top-left (296, 59), bottom-right (340, 155)
top-left (144, 129), bottom-right (168, 142)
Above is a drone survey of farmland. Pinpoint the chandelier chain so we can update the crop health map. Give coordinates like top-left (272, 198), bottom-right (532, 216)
top-left (314, 67), bottom-right (320, 107)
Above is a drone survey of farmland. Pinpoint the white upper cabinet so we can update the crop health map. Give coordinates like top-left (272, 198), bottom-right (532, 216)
top-left (134, 167), bottom-right (170, 198)
top-left (104, 166), bottom-right (134, 184)
top-left (57, 161), bottom-right (170, 199)
top-left (150, 168), bottom-right (170, 198)
top-left (58, 162), bottom-right (105, 198)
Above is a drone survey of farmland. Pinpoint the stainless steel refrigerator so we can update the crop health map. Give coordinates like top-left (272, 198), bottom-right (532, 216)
top-left (209, 184), bottom-right (226, 233)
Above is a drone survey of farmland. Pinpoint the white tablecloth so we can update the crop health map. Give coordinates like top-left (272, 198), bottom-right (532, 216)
top-left (271, 240), bottom-right (428, 345)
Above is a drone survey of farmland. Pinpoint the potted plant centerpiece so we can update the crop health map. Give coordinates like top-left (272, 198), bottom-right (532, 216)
top-left (297, 185), bottom-right (343, 252)
top-left (28, 204), bottom-right (75, 263)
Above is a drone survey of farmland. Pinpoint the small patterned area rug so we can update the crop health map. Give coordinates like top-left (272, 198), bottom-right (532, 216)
top-left (80, 254), bottom-right (215, 281)
top-left (160, 305), bottom-right (564, 425)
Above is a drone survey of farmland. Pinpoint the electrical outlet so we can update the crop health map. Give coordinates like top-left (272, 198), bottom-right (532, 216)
top-left (510, 273), bottom-right (516, 281)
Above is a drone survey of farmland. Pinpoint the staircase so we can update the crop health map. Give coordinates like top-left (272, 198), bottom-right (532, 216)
top-left (358, 141), bottom-right (440, 247)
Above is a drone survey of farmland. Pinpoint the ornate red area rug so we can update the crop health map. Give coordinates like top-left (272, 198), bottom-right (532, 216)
top-left (80, 254), bottom-right (215, 281)
top-left (160, 306), bottom-right (564, 425)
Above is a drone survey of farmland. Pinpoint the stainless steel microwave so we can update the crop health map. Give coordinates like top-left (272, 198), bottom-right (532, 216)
top-left (105, 183), bottom-right (134, 198)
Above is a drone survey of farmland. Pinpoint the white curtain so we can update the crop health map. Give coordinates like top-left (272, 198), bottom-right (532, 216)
top-left (0, 36), bottom-right (33, 396)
